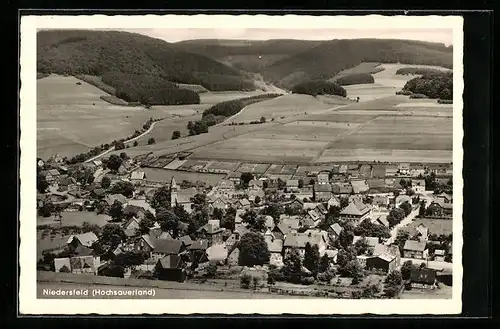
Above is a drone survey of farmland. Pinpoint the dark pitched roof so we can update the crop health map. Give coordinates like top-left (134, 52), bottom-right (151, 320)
top-left (178, 235), bottom-right (194, 247)
top-left (188, 240), bottom-right (209, 250)
top-left (404, 240), bottom-right (427, 252)
top-left (314, 183), bottom-right (332, 192)
top-left (157, 255), bottom-right (182, 269)
top-left (410, 268), bottom-right (436, 285)
top-left (152, 239), bottom-right (183, 255)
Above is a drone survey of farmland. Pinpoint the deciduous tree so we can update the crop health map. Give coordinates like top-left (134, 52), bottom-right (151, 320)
top-left (238, 232), bottom-right (270, 266)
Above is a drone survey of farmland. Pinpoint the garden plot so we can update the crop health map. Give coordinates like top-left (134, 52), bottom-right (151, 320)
top-left (318, 148), bottom-right (452, 164)
top-left (204, 161), bottom-right (241, 172)
top-left (178, 159), bottom-right (210, 171)
top-left (141, 167), bottom-right (226, 186)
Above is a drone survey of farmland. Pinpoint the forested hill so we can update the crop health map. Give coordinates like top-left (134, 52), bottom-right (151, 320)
top-left (261, 39), bottom-right (453, 89)
top-left (173, 39), bottom-right (322, 73)
top-left (37, 30), bottom-right (256, 93)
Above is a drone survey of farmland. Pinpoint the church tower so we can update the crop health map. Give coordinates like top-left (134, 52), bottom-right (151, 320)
top-left (170, 177), bottom-right (178, 208)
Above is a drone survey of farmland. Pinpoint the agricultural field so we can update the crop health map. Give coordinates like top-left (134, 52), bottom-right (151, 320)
top-left (317, 149), bottom-right (453, 163)
top-left (236, 163), bottom-right (271, 174)
top-left (225, 94), bottom-right (337, 123)
top-left (332, 62), bottom-right (385, 80)
top-left (326, 116), bottom-right (452, 151)
top-left (141, 167), bottom-right (226, 186)
top-left (190, 136), bottom-right (328, 164)
top-left (204, 161), bottom-right (241, 172)
top-left (199, 90), bottom-right (266, 105)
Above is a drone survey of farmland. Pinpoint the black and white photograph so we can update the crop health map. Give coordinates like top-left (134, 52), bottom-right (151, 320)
top-left (19, 14), bottom-right (463, 315)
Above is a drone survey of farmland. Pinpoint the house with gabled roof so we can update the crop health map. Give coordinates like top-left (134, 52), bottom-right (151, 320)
top-left (403, 240), bottom-right (428, 259)
top-left (410, 268), bottom-right (437, 289)
top-left (313, 183), bottom-right (332, 201)
top-left (67, 232), bottom-right (98, 249)
top-left (151, 239), bottom-right (184, 262)
top-left (155, 255), bottom-right (186, 282)
top-left (350, 180), bottom-right (369, 194)
top-left (372, 195), bottom-right (389, 208)
top-left (266, 238), bottom-right (284, 267)
top-left (398, 163), bottom-right (410, 175)
top-left (196, 220), bottom-right (224, 246)
top-left (234, 198), bottom-right (251, 209)
top-left (316, 171), bottom-right (330, 185)
top-left (283, 231), bottom-right (327, 258)
top-left (332, 182), bottom-right (353, 195)
top-left (340, 202), bottom-right (372, 224)
top-left (130, 170), bottom-right (146, 182)
top-left (327, 195), bottom-right (340, 209)
top-left (286, 179), bottom-right (300, 193)
top-left (327, 223), bottom-right (343, 241)
top-left (123, 217), bottom-right (141, 237)
top-left (412, 179), bottom-right (426, 193)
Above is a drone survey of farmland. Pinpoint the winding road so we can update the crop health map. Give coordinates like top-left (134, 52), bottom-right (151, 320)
top-left (84, 121), bottom-right (160, 163)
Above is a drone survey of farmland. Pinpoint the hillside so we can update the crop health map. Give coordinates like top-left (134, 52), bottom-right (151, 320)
top-left (174, 39), bottom-right (322, 72)
top-left (262, 39), bottom-right (453, 89)
top-left (37, 30), bottom-right (256, 105)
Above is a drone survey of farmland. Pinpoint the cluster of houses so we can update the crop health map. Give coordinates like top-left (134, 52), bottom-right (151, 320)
top-left (40, 153), bottom-right (453, 291)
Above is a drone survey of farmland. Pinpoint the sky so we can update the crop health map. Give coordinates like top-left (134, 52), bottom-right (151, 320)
top-left (118, 28), bottom-right (453, 46)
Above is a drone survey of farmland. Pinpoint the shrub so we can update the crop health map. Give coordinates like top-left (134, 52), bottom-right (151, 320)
top-left (291, 80), bottom-right (347, 97)
top-left (240, 274), bottom-right (252, 289)
top-left (317, 270), bottom-right (335, 283)
top-left (301, 276), bottom-right (315, 285)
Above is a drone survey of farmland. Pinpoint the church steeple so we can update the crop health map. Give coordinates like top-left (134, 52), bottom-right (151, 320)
top-left (170, 177), bottom-right (178, 208)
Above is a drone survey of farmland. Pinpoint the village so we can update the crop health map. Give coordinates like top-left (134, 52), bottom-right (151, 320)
top-left (36, 151), bottom-right (454, 299)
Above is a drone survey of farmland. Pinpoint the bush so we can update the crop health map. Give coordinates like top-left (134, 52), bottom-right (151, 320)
top-left (301, 276), bottom-right (315, 285)
top-left (438, 99), bottom-right (453, 104)
top-left (317, 270), bottom-right (335, 283)
top-left (409, 93), bottom-right (428, 99)
top-left (403, 71), bottom-right (452, 100)
top-left (240, 274), bottom-right (252, 289)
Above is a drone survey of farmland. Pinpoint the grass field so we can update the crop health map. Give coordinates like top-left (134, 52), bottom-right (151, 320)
top-left (226, 94), bottom-right (338, 123)
top-left (37, 211), bottom-right (111, 227)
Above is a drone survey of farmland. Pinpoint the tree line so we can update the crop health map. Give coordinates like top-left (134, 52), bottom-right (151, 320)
top-left (335, 73), bottom-right (375, 86)
top-left (402, 71), bottom-right (453, 100)
top-left (291, 80), bottom-right (347, 97)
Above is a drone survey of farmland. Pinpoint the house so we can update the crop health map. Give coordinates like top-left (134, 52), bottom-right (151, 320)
top-left (224, 232), bottom-right (241, 250)
top-left (288, 198), bottom-right (304, 210)
top-left (151, 239), bottom-right (184, 262)
top-left (347, 164), bottom-right (360, 177)
top-left (313, 183), bottom-right (332, 201)
top-left (211, 195), bottom-right (230, 211)
top-left (170, 181), bottom-right (197, 213)
top-left (130, 170), bottom-right (146, 182)
top-left (371, 165), bottom-right (386, 178)
top-left (374, 244), bottom-right (401, 267)
top-left (410, 268), bottom-right (437, 289)
top-left (434, 249), bottom-right (446, 261)
top-left (134, 234), bottom-right (156, 254)
top-left (286, 180), bottom-right (300, 193)
top-left (332, 182), bottom-right (353, 195)
top-left (216, 179), bottom-right (236, 196)
top-left (395, 195), bottom-right (412, 208)
top-left (373, 213), bottom-right (389, 227)
top-left (372, 195), bottom-right (389, 208)
top-left (226, 171), bottom-right (242, 185)
top-left (234, 209), bottom-right (245, 224)
top-left (366, 253), bottom-right (397, 273)
top-left (123, 217), bottom-right (141, 237)
top-left (338, 165), bottom-right (348, 175)
top-left (248, 179), bottom-right (264, 190)
top-left (412, 179), bottom-right (426, 193)
top-left (54, 256), bottom-right (100, 275)
top-left (155, 255), bottom-right (186, 282)
top-left (435, 192), bottom-right (453, 203)
top-left (327, 223), bottom-right (343, 241)
top-left (196, 220), bottom-right (224, 246)
top-left (105, 194), bottom-right (127, 207)
top-left (300, 211), bottom-right (319, 228)
top-left (348, 194), bottom-right (364, 204)
top-left (340, 202), bottom-right (372, 224)
top-left (399, 163), bottom-right (410, 175)
top-left (178, 235), bottom-right (194, 249)
top-left (428, 199), bottom-right (453, 217)
top-left (234, 198), bottom-right (251, 209)
top-left (283, 231), bottom-right (327, 258)
top-left (206, 244), bottom-right (228, 264)
top-left (227, 247), bottom-right (240, 266)
top-left (350, 180), bottom-right (369, 194)
top-left (356, 255), bottom-right (371, 268)
top-left (45, 169), bottom-right (61, 183)
top-left (327, 195), bottom-right (340, 209)
top-left (264, 216), bottom-right (274, 230)
top-left (234, 223), bottom-right (250, 237)
top-left (359, 164), bottom-right (372, 178)
top-left (352, 236), bottom-right (379, 250)
top-left (403, 240), bottom-right (428, 259)
top-left (187, 240), bottom-right (209, 263)
top-left (317, 171), bottom-right (330, 184)
top-left (267, 238), bottom-right (284, 267)
top-left (272, 216), bottom-right (300, 239)
top-left (367, 179), bottom-right (385, 190)
top-left (67, 232), bottom-right (98, 249)
top-left (386, 166), bottom-right (399, 177)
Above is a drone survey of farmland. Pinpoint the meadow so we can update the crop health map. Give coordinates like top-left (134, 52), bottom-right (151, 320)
top-left (37, 75), bottom-right (264, 159)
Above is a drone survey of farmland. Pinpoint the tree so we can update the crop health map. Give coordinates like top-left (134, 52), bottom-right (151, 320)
top-left (337, 226), bottom-right (355, 249)
top-left (240, 172), bottom-right (254, 187)
top-left (133, 141), bottom-right (138, 147)
top-left (262, 203), bottom-right (284, 222)
top-left (407, 188), bottom-right (415, 196)
top-left (341, 260), bottom-right (364, 284)
top-left (283, 247), bottom-right (303, 283)
top-left (401, 260), bottom-right (415, 280)
top-left (385, 269), bottom-right (403, 286)
top-left (242, 210), bottom-right (265, 232)
top-left (319, 254), bottom-right (330, 273)
top-left (303, 243), bottom-right (320, 276)
top-left (212, 207), bottom-right (224, 220)
top-left (354, 219), bottom-right (391, 239)
top-left (254, 195), bottom-right (261, 205)
top-left (108, 200), bottom-right (124, 222)
top-left (339, 197), bottom-right (349, 209)
top-left (37, 174), bottom-right (49, 193)
top-left (150, 186), bottom-right (171, 210)
top-left (119, 152), bottom-right (128, 160)
top-left (156, 209), bottom-right (180, 237)
top-left (82, 222), bottom-right (101, 235)
top-left (418, 200), bottom-right (426, 217)
top-left (240, 274), bottom-right (252, 289)
top-left (38, 201), bottom-right (55, 217)
top-left (297, 179), bottom-right (304, 189)
top-left (238, 232), bottom-right (270, 266)
top-left (171, 130), bottom-right (181, 140)
top-left (100, 223), bottom-right (126, 250)
top-left (399, 201), bottom-right (412, 217)
top-left (106, 154), bottom-right (123, 171)
top-left (139, 215), bottom-right (154, 235)
top-left (354, 237), bottom-right (370, 256)
top-left (101, 176), bottom-right (111, 189)
top-left (336, 246), bottom-right (357, 268)
top-left (260, 116), bottom-right (266, 123)
top-left (147, 137), bottom-right (156, 145)
top-left (394, 229), bottom-right (410, 255)
top-left (387, 207), bottom-right (405, 227)
top-left (109, 181), bottom-right (135, 198)
top-left (362, 284), bottom-right (381, 298)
